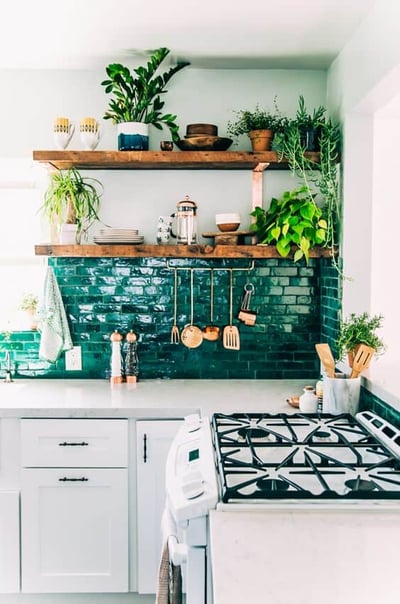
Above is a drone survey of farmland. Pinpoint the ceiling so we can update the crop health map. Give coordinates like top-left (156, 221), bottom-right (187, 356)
top-left (0, 0), bottom-right (375, 70)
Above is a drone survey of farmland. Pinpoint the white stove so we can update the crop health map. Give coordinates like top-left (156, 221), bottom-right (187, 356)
top-left (165, 410), bottom-right (400, 604)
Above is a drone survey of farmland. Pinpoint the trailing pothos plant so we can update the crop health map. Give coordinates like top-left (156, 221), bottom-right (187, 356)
top-left (101, 47), bottom-right (189, 142)
top-left (250, 186), bottom-right (328, 263)
top-left (272, 97), bottom-right (341, 270)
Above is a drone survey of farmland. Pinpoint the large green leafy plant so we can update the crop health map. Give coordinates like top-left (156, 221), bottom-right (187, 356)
top-left (250, 186), bottom-right (328, 263)
top-left (272, 97), bottom-right (341, 266)
top-left (41, 168), bottom-right (103, 243)
top-left (101, 47), bottom-right (189, 142)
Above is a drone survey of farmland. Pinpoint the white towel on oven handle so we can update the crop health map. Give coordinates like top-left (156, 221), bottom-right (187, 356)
top-left (156, 504), bottom-right (184, 604)
top-left (162, 505), bottom-right (188, 566)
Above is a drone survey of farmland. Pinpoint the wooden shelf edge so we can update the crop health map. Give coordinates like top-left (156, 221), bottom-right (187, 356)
top-left (32, 150), bottom-right (320, 170)
top-left (34, 244), bottom-right (335, 259)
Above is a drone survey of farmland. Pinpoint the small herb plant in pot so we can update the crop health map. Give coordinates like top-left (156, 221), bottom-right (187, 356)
top-left (101, 47), bottom-right (189, 150)
top-left (335, 312), bottom-right (385, 366)
top-left (250, 186), bottom-right (328, 263)
top-left (19, 292), bottom-right (39, 330)
top-left (227, 99), bottom-right (288, 151)
top-left (41, 168), bottom-right (103, 244)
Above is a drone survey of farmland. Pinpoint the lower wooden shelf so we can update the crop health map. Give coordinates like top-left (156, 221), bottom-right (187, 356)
top-left (34, 244), bottom-right (335, 259)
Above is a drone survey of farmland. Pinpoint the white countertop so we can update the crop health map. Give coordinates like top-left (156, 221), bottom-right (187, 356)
top-left (0, 378), bottom-right (306, 418)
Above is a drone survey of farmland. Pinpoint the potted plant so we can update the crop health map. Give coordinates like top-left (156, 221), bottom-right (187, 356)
top-left (227, 99), bottom-right (288, 151)
top-left (294, 95), bottom-right (326, 151)
top-left (335, 312), bottom-right (385, 366)
top-left (41, 168), bottom-right (103, 244)
top-left (101, 47), bottom-right (189, 150)
top-left (250, 186), bottom-right (328, 263)
top-left (272, 102), bottom-right (341, 269)
top-left (19, 292), bottom-right (39, 330)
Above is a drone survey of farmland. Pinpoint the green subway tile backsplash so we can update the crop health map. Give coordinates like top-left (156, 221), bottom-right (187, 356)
top-left (1, 255), bottom-right (341, 380)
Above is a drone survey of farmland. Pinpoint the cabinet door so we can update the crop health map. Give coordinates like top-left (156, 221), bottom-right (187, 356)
top-left (136, 420), bottom-right (182, 594)
top-left (0, 491), bottom-right (19, 593)
top-left (21, 468), bottom-right (128, 593)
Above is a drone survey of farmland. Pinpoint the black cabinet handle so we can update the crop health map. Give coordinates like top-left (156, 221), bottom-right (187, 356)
top-left (58, 477), bottom-right (89, 482)
top-left (58, 441), bottom-right (89, 447)
top-left (143, 433), bottom-right (147, 463)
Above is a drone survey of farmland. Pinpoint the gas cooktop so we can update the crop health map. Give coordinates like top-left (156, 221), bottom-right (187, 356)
top-left (211, 412), bottom-right (400, 502)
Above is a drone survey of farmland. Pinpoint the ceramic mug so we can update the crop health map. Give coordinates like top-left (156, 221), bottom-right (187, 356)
top-left (157, 215), bottom-right (173, 244)
top-left (53, 117), bottom-right (74, 149)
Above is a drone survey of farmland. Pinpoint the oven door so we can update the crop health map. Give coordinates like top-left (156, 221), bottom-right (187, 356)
top-left (209, 504), bottom-right (400, 604)
top-left (162, 505), bottom-right (208, 604)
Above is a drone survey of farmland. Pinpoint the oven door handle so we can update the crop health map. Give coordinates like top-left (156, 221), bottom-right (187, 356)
top-left (168, 535), bottom-right (188, 566)
top-left (162, 505), bottom-right (188, 566)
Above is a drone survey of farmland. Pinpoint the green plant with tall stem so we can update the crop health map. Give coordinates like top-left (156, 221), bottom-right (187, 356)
top-left (41, 168), bottom-right (103, 243)
top-left (101, 47), bottom-right (189, 142)
top-left (273, 106), bottom-right (341, 268)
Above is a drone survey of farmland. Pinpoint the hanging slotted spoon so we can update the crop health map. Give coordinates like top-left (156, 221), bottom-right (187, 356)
top-left (170, 268), bottom-right (180, 344)
top-left (223, 269), bottom-right (240, 350)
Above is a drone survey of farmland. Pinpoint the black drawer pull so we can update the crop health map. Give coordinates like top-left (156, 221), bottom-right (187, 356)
top-left (58, 477), bottom-right (89, 482)
top-left (58, 441), bottom-right (89, 447)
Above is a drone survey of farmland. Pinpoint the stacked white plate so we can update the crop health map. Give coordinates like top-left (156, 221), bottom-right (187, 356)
top-left (94, 227), bottom-right (144, 245)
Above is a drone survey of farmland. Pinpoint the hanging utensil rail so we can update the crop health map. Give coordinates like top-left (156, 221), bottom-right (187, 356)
top-left (166, 260), bottom-right (255, 273)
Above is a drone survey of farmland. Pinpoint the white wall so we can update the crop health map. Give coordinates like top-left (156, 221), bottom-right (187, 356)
top-left (0, 67), bottom-right (326, 242)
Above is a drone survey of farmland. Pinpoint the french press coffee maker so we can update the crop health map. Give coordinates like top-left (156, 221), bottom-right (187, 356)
top-left (170, 195), bottom-right (198, 244)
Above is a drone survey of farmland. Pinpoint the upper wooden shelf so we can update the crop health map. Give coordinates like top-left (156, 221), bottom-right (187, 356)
top-left (34, 244), bottom-right (333, 259)
top-left (32, 150), bottom-right (320, 171)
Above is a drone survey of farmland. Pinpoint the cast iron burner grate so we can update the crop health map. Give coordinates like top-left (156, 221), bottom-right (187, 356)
top-left (211, 412), bottom-right (400, 502)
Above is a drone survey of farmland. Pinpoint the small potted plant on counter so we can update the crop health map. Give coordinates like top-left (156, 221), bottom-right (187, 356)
top-left (40, 168), bottom-right (103, 244)
top-left (227, 98), bottom-right (288, 151)
top-left (101, 47), bottom-right (190, 150)
top-left (335, 312), bottom-right (385, 367)
top-left (19, 292), bottom-right (39, 330)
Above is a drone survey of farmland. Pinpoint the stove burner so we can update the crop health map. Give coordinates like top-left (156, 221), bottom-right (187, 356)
top-left (314, 430), bottom-right (330, 439)
top-left (256, 478), bottom-right (289, 492)
top-left (344, 478), bottom-right (376, 492)
top-left (238, 427), bottom-right (269, 440)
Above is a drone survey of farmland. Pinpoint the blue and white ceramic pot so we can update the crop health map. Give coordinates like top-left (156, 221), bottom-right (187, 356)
top-left (117, 122), bottom-right (149, 151)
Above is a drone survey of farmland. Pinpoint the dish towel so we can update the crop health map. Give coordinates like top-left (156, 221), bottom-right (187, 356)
top-left (156, 508), bottom-right (183, 604)
top-left (38, 267), bottom-right (73, 363)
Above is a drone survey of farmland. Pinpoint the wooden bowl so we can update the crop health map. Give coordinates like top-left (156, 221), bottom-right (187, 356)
top-left (217, 222), bottom-right (240, 232)
top-left (186, 123), bottom-right (218, 136)
top-left (286, 396), bottom-right (300, 408)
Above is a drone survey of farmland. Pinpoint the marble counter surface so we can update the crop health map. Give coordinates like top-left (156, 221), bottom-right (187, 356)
top-left (0, 378), bottom-right (307, 418)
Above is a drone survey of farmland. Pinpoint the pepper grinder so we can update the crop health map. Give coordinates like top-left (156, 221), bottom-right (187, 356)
top-left (110, 330), bottom-right (124, 384)
top-left (125, 330), bottom-right (139, 383)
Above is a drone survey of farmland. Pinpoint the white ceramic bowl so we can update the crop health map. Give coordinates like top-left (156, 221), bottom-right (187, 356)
top-left (215, 213), bottom-right (241, 224)
top-left (216, 213), bottom-right (241, 232)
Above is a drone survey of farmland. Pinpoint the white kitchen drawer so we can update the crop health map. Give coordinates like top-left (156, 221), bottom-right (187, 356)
top-left (21, 419), bottom-right (128, 468)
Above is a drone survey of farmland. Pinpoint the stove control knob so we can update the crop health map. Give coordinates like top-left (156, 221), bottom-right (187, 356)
top-left (181, 470), bottom-right (204, 499)
top-left (184, 414), bottom-right (201, 432)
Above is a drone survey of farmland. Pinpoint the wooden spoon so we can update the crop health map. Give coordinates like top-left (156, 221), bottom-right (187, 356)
top-left (315, 343), bottom-right (335, 378)
top-left (350, 344), bottom-right (375, 378)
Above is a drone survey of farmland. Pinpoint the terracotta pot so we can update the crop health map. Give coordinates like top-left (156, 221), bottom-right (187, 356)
top-left (249, 129), bottom-right (273, 152)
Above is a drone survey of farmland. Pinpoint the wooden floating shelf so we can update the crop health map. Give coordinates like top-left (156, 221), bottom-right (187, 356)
top-left (34, 244), bottom-right (334, 259)
top-left (32, 150), bottom-right (320, 171)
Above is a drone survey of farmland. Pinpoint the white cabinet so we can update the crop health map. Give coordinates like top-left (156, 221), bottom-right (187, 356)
top-left (0, 491), bottom-right (20, 592)
top-left (20, 419), bottom-right (129, 593)
top-left (136, 420), bottom-right (182, 594)
top-left (0, 418), bottom-right (20, 593)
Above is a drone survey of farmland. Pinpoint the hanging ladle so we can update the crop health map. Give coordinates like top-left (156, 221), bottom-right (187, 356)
top-left (203, 268), bottom-right (221, 341)
top-left (181, 269), bottom-right (203, 349)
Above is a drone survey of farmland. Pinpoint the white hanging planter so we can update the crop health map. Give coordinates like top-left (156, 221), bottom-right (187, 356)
top-left (117, 122), bottom-right (149, 151)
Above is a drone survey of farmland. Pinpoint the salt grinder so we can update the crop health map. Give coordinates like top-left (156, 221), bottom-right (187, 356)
top-left (110, 330), bottom-right (124, 384)
top-left (125, 330), bottom-right (139, 383)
